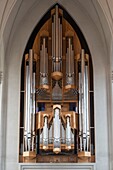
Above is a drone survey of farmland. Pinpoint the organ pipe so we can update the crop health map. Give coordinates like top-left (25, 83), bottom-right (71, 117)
top-left (24, 61), bottom-right (29, 151)
top-left (29, 49), bottom-right (33, 94)
top-left (55, 5), bottom-right (59, 61)
top-left (65, 37), bottom-right (74, 88)
top-left (43, 115), bottom-right (48, 150)
top-left (31, 70), bottom-right (36, 151)
top-left (53, 105), bottom-right (61, 154)
top-left (40, 37), bottom-right (49, 89)
top-left (78, 72), bottom-right (83, 151)
top-left (66, 116), bottom-right (71, 150)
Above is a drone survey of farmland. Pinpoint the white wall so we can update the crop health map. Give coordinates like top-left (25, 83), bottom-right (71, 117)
top-left (0, 0), bottom-right (113, 170)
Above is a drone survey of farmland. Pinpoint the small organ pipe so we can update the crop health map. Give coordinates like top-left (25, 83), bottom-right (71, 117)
top-left (68, 38), bottom-right (71, 75)
top-left (46, 50), bottom-right (48, 74)
top-left (61, 124), bottom-right (65, 144)
top-left (71, 45), bottom-right (74, 74)
top-left (60, 20), bottom-right (62, 60)
top-left (53, 15), bottom-right (55, 61)
top-left (66, 116), bottom-right (71, 150)
top-left (52, 20), bottom-right (54, 58)
top-left (43, 38), bottom-right (46, 73)
top-left (43, 116), bottom-right (48, 150)
top-left (66, 49), bottom-right (68, 76)
top-left (49, 124), bottom-right (53, 144)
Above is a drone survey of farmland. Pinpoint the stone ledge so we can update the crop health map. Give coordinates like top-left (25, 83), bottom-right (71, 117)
top-left (19, 163), bottom-right (95, 170)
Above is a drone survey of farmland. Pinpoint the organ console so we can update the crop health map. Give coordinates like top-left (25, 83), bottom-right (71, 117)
top-left (20, 4), bottom-right (94, 163)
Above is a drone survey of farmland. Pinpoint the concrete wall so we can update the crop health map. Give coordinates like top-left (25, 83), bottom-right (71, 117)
top-left (0, 0), bottom-right (113, 170)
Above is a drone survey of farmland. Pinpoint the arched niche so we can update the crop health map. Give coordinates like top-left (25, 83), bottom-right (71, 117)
top-left (19, 3), bottom-right (95, 163)
top-left (0, 0), bottom-right (111, 170)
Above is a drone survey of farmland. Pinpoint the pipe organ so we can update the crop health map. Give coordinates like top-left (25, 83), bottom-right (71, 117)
top-left (20, 4), bottom-right (94, 162)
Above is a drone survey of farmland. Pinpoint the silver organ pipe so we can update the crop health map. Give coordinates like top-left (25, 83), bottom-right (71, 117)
top-left (49, 123), bottom-right (53, 144)
top-left (85, 54), bottom-right (90, 151)
top-left (55, 5), bottom-right (59, 62)
top-left (32, 70), bottom-right (36, 151)
top-left (24, 59), bottom-right (29, 151)
top-left (40, 37), bottom-right (49, 88)
top-left (78, 72), bottom-right (82, 151)
top-left (52, 20), bottom-right (54, 71)
top-left (53, 105), bottom-right (61, 154)
top-left (43, 115), bottom-right (48, 150)
top-left (61, 124), bottom-right (65, 144)
top-left (66, 37), bottom-right (74, 86)
top-left (58, 18), bottom-right (60, 61)
top-left (27, 53), bottom-right (31, 151)
top-left (81, 49), bottom-right (87, 151)
top-left (53, 14), bottom-right (56, 62)
top-left (66, 116), bottom-right (71, 150)
top-left (60, 19), bottom-right (62, 71)
top-left (29, 49), bottom-right (33, 94)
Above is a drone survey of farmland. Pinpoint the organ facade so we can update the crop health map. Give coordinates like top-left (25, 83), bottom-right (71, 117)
top-left (19, 4), bottom-right (94, 163)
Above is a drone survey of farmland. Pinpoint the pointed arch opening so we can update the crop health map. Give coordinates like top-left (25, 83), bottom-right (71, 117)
top-left (19, 4), bottom-right (95, 163)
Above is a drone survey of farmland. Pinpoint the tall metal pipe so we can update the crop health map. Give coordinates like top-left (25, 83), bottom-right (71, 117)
top-left (78, 72), bottom-right (82, 151)
top-left (66, 37), bottom-right (74, 86)
top-left (55, 5), bottom-right (59, 61)
top-left (24, 63), bottom-right (29, 151)
top-left (43, 116), bottom-right (48, 150)
top-left (29, 49), bottom-right (33, 94)
top-left (58, 18), bottom-right (61, 61)
top-left (53, 15), bottom-right (55, 61)
top-left (66, 116), bottom-right (71, 150)
top-left (27, 60), bottom-right (31, 151)
top-left (85, 64), bottom-right (90, 151)
top-left (40, 37), bottom-right (48, 87)
top-left (81, 49), bottom-right (87, 151)
top-left (53, 105), bottom-right (61, 154)
top-left (31, 71), bottom-right (36, 151)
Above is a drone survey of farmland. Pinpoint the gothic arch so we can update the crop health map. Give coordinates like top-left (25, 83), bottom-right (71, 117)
top-left (1, 0), bottom-right (112, 170)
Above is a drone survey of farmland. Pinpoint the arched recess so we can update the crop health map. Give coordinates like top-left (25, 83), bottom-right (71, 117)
top-left (19, 3), bottom-right (94, 163)
top-left (0, 0), bottom-right (112, 170)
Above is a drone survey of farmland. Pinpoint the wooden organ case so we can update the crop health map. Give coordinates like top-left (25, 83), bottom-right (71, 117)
top-left (19, 5), bottom-right (95, 163)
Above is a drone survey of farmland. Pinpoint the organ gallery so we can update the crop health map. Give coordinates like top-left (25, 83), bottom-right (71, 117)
top-left (19, 4), bottom-right (95, 163)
